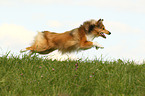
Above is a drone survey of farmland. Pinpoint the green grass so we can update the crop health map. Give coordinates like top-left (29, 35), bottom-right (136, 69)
top-left (0, 54), bottom-right (145, 96)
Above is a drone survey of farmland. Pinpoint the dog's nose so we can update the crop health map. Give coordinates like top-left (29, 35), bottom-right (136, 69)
top-left (108, 31), bottom-right (111, 35)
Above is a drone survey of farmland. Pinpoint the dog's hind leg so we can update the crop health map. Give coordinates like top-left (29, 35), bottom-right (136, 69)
top-left (37, 49), bottom-right (56, 54)
top-left (20, 49), bottom-right (27, 53)
top-left (20, 46), bottom-right (36, 55)
top-left (20, 47), bottom-right (31, 53)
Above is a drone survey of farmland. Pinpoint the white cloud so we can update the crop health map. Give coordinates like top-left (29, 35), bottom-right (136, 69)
top-left (0, 23), bottom-right (35, 52)
top-left (45, 20), bottom-right (81, 33)
top-left (46, 20), bottom-right (63, 28)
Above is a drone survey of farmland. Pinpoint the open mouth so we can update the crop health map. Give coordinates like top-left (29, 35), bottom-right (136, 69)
top-left (100, 32), bottom-right (106, 38)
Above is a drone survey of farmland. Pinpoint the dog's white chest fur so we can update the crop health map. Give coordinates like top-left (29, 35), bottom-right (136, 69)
top-left (86, 34), bottom-right (95, 41)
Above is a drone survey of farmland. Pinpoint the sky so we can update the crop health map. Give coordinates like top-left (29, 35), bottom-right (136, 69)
top-left (0, 0), bottom-right (145, 63)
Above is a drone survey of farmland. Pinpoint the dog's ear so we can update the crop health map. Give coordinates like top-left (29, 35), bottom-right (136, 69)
top-left (97, 19), bottom-right (103, 27)
top-left (98, 19), bottom-right (102, 21)
top-left (98, 19), bottom-right (104, 21)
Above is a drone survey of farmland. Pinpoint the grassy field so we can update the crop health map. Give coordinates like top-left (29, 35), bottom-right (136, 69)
top-left (0, 54), bottom-right (145, 96)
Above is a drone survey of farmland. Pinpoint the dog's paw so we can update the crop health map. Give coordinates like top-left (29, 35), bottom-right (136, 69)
top-left (95, 47), bottom-right (99, 50)
top-left (95, 46), bottom-right (104, 50)
top-left (93, 42), bottom-right (104, 49)
top-left (100, 46), bottom-right (104, 49)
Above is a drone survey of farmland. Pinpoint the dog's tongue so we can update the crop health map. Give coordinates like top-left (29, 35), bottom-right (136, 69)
top-left (101, 32), bottom-right (106, 38)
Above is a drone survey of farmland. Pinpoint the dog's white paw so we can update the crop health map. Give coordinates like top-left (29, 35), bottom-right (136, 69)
top-left (95, 46), bottom-right (104, 50)
top-left (95, 47), bottom-right (99, 50)
top-left (93, 42), bottom-right (104, 49)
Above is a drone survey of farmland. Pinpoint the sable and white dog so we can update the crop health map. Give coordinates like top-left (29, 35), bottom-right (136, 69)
top-left (21, 19), bottom-right (111, 55)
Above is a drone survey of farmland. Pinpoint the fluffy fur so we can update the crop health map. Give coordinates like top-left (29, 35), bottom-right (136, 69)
top-left (20, 19), bottom-right (111, 55)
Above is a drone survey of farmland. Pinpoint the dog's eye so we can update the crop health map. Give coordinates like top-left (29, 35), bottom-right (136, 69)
top-left (103, 28), bottom-right (105, 30)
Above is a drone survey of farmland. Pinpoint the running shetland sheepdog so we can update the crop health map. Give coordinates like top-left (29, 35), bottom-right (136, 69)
top-left (20, 19), bottom-right (111, 55)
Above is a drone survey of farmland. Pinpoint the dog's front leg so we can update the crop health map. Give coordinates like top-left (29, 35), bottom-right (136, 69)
top-left (80, 41), bottom-right (94, 49)
top-left (93, 42), bottom-right (104, 50)
top-left (80, 41), bottom-right (104, 50)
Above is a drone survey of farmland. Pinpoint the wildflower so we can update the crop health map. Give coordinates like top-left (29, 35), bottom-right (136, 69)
top-left (39, 66), bottom-right (42, 69)
top-left (52, 68), bottom-right (55, 71)
top-left (90, 76), bottom-right (92, 78)
top-left (75, 63), bottom-right (78, 71)
top-left (75, 66), bottom-right (78, 71)
top-left (75, 63), bottom-right (78, 67)
top-left (20, 73), bottom-right (23, 76)
top-left (41, 75), bottom-right (43, 78)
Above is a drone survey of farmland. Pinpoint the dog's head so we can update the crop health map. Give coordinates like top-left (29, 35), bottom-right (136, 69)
top-left (82, 19), bottom-right (111, 38)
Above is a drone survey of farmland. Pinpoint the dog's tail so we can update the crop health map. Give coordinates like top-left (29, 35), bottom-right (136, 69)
top-left (20, 32), bottom-right (48, 54)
